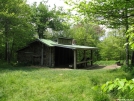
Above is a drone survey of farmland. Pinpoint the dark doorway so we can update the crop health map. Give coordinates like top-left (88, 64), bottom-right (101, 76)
top-left (55, 47), bottom-right (73, 67)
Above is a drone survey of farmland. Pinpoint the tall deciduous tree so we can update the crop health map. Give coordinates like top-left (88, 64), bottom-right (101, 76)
top-left (65, 0), bottom-right (134, 66)
top-left (0, 0), bottom-right (34, 62)
top-left (31, 2), bottom-right (69, 39)
top-left (63, 22), bottom-right (104, 61)
top-left (128, 25), bottom-right (134, 65)
top-left (67, 23), bottom-right (104, 46)
top-left (98, 30), bottom-right (126, 61)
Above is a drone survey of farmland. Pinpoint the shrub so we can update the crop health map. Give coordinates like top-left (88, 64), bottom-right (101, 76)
top-left (121, 65), bottom-right (133, 72)
top-left (93, 91), bottom-right (110, 101)
top-left (101, 78), bottom-right (134, 99)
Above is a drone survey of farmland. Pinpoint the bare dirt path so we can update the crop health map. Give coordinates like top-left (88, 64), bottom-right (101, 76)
top-left (103, 64), bottom-right (121, 69)
top-left (87, 64), bottom-right (121, 70)
top-left (52, 64), bottom-right (121, 70)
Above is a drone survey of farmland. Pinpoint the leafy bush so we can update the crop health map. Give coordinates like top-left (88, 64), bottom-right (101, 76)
top-left (93, 92), bottom-right (110, 101)
top-left (97, 35), bottom-right (125, 61)
top-left (101, 78), bottom-right (134, 99)
top-left (121, 65), bottom-right (133, 72)
top-left (121, 65), bottom-right (134, 79)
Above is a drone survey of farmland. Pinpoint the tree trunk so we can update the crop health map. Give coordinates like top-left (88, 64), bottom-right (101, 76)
top-left (125, 0), bottom-right (129, 66)
top-left (38, 26), bottom-right (44, 39)
top-left (4, 21), bottom-right (10, 63)
top-left (10, 34), bottom-right (15, 62)
top-left (131, 51), bottom-right (134, 66)
top-left (5, 42), bottom-right (10, 63)
top-left (126, 37), bottom-right (129, 66)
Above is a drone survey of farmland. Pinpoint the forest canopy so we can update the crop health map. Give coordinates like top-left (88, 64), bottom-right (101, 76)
top-left (0, 0), bottom-right (134, 65)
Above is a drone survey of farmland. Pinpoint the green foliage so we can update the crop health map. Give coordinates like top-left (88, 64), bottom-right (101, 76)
top-left (70, 23), bottom-right (104, 46)
top-left (31, 2), bottom-right (69, 38)
top-left (0, 62), bottom-right (127, 101)
top-left (93, 92), bottom-right (110, 101)
top-left (62, 23), bottom-right (104, 61)
top-left (121, 65), bottom-right (134, 80)
top-left (127, 25), bottom-right (134, 66)
top-left (128, 25), bottom-right (134, 50)
top-left (101, 78), bottom-right (134, 99)
top-left (67, 0), bottom-right (134, 28)
top-left (65, 0), bottom-right (134, 66)
top-left (0, 0), bottom-right (34, 61)
top-left (121, 65), bottom-right (132, 72)
top-left (98, 29), bottom-right (126, 60)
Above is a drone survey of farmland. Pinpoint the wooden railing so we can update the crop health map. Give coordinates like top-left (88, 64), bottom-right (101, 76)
top-left (69, 60), bottom-right (92, 68)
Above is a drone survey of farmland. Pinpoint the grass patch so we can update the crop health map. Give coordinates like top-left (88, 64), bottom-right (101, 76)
top-left (94, 60), bottom-right (116, 66)
top-left (0, 62), bottom-right (128, 101)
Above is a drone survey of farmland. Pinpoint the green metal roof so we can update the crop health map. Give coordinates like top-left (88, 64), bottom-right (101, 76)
top-left (17, 39), bottom-right (97, 52)
top-left (53, 44), bottom-right (97, 50)
top-left (38, 39), bottom-right (57, 47)
top-left (38, 39), bottom-right (97, 50)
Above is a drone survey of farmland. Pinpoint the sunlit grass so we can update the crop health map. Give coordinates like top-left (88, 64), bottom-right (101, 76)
top-left (94, 60), bottom-right (117, 66)
top-left (0, 62), bottom-right (128, 101)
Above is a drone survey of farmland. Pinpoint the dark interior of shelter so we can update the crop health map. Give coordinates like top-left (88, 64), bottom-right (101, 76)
top-left (55, 47), bottom-right (74, 67)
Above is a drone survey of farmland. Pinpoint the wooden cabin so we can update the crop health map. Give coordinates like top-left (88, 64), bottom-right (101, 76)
top-left (17, 38), bottom-right (97, 69)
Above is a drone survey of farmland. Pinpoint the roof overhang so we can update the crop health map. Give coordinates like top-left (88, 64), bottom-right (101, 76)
top-left (17, 39), bottom-right (98, 52)
top-left (53, 44), bottom-right (98, 50)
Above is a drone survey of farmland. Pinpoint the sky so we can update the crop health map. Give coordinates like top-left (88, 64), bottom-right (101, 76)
top-left (27, 0), bottom-right (69, 9)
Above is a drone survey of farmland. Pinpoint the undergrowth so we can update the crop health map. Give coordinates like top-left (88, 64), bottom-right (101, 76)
top-left (0, 61), bottom-right (130, 101)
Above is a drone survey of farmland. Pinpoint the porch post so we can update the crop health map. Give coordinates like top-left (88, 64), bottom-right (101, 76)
top-left (84, 50), bottom-right (86, 59)
top-left (41, 43), bottom-right (44, 65)
top-left (91, 50), bottom-right (93, 66)
top-left (49, 47), bottom-right (52, 67)
top-left (84, 50), bottom-right (86, 67)
top-left (74, 50), bottom-right (77, 69)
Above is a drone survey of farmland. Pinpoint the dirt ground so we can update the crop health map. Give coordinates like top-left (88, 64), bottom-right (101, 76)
top-left (87, 64), bottom-right (121, 70)
top-left (52, 64), bottom-right (121, 70)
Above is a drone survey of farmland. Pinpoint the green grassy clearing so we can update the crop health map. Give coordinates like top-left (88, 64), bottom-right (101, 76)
top-left (94, 60), bottom-right (117, 66)
top-left (0, 62), bottom-right (129, 101)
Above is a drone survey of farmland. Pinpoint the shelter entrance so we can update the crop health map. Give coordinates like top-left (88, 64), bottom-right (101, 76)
top-left (55, 47), bottom-right (73, 67)
top-left (73, 49), bottom-right (93, 69)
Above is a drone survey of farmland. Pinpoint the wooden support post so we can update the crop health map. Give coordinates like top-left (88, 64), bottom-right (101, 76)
top-left (74, 50), bottom-right (77, 69)
top-left (84, 50), bottom-right (86, 59)
top-left (51, 47), bottom-right (55, 67)
top-left (84, 50), bottom-right (86, 67)
top-left (49, 47), bottom-right (52, 67)
top-left (76, 50), bottom-right (77, 64)
top-left (91, 50), bottom-right (93, 66)
top-left (41, 43), bottom-right (44, 66)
